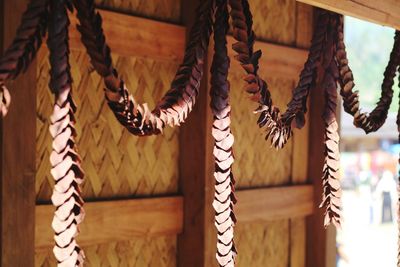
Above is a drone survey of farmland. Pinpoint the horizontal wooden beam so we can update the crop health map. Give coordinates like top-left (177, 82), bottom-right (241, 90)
top-left (69, 9), bottom-right (187, 61)
top-left (236, 185), bottom-right (314, 222)
top-left (296, 0), bottom-right (400, 30)
top-left (35, 185), bottom-right (314, 249)
top-left (35, 196), bottom-right (184, 250)
top-left (227, 36), bottom-right (308, 79)
top-left (62, 9), bottom-right (308, 80)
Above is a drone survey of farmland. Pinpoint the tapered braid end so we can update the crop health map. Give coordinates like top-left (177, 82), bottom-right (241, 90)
top-left (50, 88), bottom-right (85, 266)
top-left (0, 84), bottom-right (11, 117)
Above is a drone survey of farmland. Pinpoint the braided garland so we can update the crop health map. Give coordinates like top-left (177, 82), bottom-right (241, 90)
top-left (397, 66), bottom-right (400, 267)
top-left (211, 1), bottom-right (237, 266)
top-left (319, 14), bottom-right (342, 228)
top-left (337, 19), bottom-right (400, 134)
top-left (73, 0), bottom-right (214, 136)
top-left (47, 1), bottom-right (85, 266)
top-left (0, 0), bottom-right (48, 116)
top-left (228, 0), bottom-right (329, 148)
top-left (396, 65), bottom-right (400, 267)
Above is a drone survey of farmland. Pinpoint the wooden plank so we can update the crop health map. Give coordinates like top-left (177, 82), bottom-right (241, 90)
top-left (35, 196), bottom-right (183, 250)
top-left (290, 7), bottom-right (314, 267)
top-left (177, 1), bottom-right (214, 266)
top-left (68, 9), bottom-right (186, 61)
top-left (296, 0), bottom-right (400, 30)
top-left (305, 67), bottom-right (335, 267)
top-left (236, 185), bottom-right (314, 222)
top-left (35, 185), bottom-right (314, 250)
top-left (296, 2), bottom-right (314, 49)
top-left (0, 0), bottom-right (36, 266)
top-left (227, 36), bottom-right (308, 79)
top-left (69, 8), bottom-right (307, 79)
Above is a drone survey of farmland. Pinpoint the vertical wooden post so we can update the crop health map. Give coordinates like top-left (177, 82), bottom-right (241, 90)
top-left (0, 0), bottom-right (36, 266)
top-left (290, 4), bottom-right (314, 267)
top-left (177, 1), bottom-right (215, 266)
top-left (305, 66), bottom-right (336, 267)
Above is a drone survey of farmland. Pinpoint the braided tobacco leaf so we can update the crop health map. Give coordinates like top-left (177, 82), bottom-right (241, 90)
top-left (228, 0), bottom-right (329, 148)
top-left (397, 67), bottom-right (400, 267)
top-left (211, 1), bottom-right (237, 266)
top-left (336, 18), bottom-right (400, 133)
top-left (74, 0), bottom-right (214, 136)
top-left (319, 14), bottom-right (342, 228)
top-left (0, 0), bottom-right (48, 116)
top-left (47, 1), bottom-right (85, 265)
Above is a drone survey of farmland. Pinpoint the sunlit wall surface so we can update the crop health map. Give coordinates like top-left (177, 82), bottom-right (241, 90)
top-left (337, 16), bottom-right (398, 267)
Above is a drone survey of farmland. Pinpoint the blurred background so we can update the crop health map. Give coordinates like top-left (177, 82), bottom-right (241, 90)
top-left (337, 16), bottom-right (399, 267)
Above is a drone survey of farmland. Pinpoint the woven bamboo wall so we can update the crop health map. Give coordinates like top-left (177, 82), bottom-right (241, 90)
top-left (35, 48), bottom-right (180, 266)
top-left (36, 50), bottom-right (180, 201)
top-left (33, 0), bottom-right (312, 266)
top-left (249, 0), bottom-right (297, 45)
top-left (35, 236), bottom-right (177, 267)
top-left (230, 73), bottom-right (294, 188)
top-left (235, 221), bottom-right (290, 267)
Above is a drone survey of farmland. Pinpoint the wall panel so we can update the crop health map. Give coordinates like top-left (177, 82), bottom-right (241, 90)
top-left (235, 220), bottom-right (290, 267)
top-left (36, 49), bottom-right (179, 202)
top-left (249, 0), bottom-right (297, 45)
top-left (230, 72), bottom-right (294, 189)
top-left (35, 236), bottom-right (177, 267)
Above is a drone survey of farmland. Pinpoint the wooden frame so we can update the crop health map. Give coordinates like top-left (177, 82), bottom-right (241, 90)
top-left (297, 0), bottom-right (400, 30)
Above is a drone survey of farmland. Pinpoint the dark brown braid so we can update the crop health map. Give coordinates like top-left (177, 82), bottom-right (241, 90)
top-left (0, 0), bottom-right (48, 116)
top-left (319, 14), bottom-right (342, 228)
top-left (73, 0), bottom-right (214, 136)
top-left (211, 1), bottom-right (237, 266)
top-left (0, 0), bottom-right (48, 81)
top-left (337, 17), bottom-right (400, 133)
top-left (397, 66), bottom-right (400, 267)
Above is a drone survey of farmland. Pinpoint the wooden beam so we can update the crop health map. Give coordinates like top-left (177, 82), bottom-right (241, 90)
top-left (0, 0), bottom-right (36, 266)
top-left (69, 9), bottom-right (186, 62)
top-left (305, 66), bottom-right (335, 267)
top-left (66, 9), bottom-right (308, 80)
top-left (296, 0), bottom-right (400, 30)
top-left (290, 6), bottom-right (313, 267)
top-left (35, 185), bottom-right (314, 250)
top-left (236, 185), bottom-right (314, 222)
top-left (35, 196), bottom-right (184, 250)
top-left (227, 36), bottom-right (308, 80)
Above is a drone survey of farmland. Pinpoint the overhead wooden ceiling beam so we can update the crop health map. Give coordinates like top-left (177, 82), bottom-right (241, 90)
top-left (296, 0), bottom-right (400, 30)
